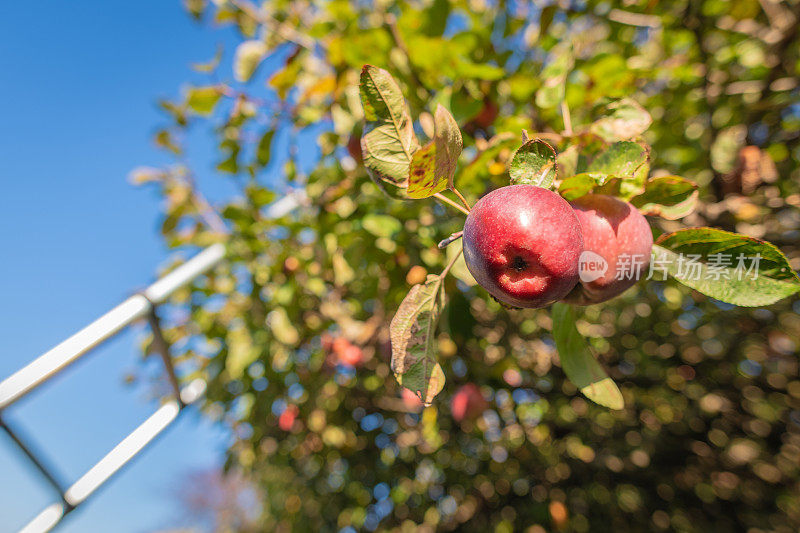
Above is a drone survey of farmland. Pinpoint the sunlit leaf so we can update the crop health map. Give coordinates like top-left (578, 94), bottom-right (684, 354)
top-left (234, 40), bottom-right (267, 82)
top-left (535, 48), bottom-right (573, 109)
top-left (390, 275), bottom-right (446, 405)
top-left (362, 214), bottom-right (402, 238)
top-left (590, 98), bottom-right (652, 141)
top-left (407, 105), bottom-right (463, 198)
top-left (653, 228), bottom-right (800, 306)
top-left (558, 172), bottom-right (611, 200)
top-left (359, 65), bottom-right (419, 187)
top-left (587, 141), bottom-right (649, 198)
top-left (509, 139), bottom-right (557, 188)
top-left (551, 303), bottom-right (624, 410)
top-left (187, 85), bottom-right (223, 115)
top-left (630, 176), bottom-right (698, 219)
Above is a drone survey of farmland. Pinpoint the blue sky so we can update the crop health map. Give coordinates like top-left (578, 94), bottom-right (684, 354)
top-left (0, 2), bottom-right (241, 531)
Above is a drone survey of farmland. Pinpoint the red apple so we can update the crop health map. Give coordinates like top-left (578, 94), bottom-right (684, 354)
top-left (279, 405), bottom-right (298, 431)
top-left (565, 194), bottom-right (653, 304)
top-left (329, 336), bottom-right (364, 367)
top-left (451, 383), bottom-right (488, 422)
top-left (463, 185), bottom-right (584, 308)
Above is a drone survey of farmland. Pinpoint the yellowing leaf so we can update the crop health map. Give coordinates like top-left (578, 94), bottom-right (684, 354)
top-left (407, 104), bottom-right (463, 199)
top-left (187, 85), bottom-right (223, 115)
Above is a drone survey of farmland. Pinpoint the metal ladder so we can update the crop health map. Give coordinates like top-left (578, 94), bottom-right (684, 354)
top-left (0, 244), bottom-right (226, 533)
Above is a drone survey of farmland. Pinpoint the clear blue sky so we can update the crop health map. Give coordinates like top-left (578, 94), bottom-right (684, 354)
top-left (0, 2), bottom-right (240, 531)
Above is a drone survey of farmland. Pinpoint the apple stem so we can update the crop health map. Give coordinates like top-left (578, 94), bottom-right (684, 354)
top-left (440, 248), bottom-right (463, 279)
top-left (451, 187), bottom-right (472, 212)
top-left (438, 231), bottom-right (463, 249)
top-left (433, 192), bottom-right (470, 216)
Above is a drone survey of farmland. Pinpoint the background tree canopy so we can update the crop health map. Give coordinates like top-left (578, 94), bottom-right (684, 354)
top-left (134, 0), bottom-right (800, 531)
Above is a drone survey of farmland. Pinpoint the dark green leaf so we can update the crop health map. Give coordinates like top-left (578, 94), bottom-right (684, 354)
top-left (509, 139), bottom-right (557, 188)
top-left (551, 303), bottom-right (624, 410)
top-left (653, 228), bottom-right (800, 306)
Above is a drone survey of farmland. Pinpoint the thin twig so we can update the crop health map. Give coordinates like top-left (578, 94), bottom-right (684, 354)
top-left (561, 100), bottom-right (573, 136)
top-left (440, 248), bottom-right (463, 279)
top-left (433, 192), bottom-right (470, 216)
top-left (438, 231), bottom-right (463, 249)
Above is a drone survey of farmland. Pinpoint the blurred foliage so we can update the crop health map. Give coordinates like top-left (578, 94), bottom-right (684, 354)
top-left (134, 0), bottom-right (800, 531)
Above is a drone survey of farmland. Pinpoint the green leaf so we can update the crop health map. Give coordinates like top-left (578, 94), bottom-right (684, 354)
top-left (362, 214), bottom-right (402, 238)
top-left (509, 139), bottom-right (557, 188)
top-left (256, 130), bottom-right (274, 167)
top-left (535, 48), bottom-right (573, 109)
top-left (587, 141), bottom-right (649, 198)
top-left (587, 141), bottom-right (648, 177)
top-left (187, 85), bottom-right (223, 116)
top-left (558, 173), bottom-right (611, 200)
top-left (407, 104), bottom-right (463, 199)
top-left (551, 303), bottom-right (624, 410)
top-left (653, 228), bottom-right (800, 307)
top-left (359, 65), bottom-right (419, 187)
top-left (590, 98), bottom-right (652, 142)
top-left (556, 144), bottom-right (579, 179)
top-left (234, 40), bottom-right (267, 82)
top-left (630, 176), bottom-right (698, 219)
top-left (390, 275), bottom-right (447, 405)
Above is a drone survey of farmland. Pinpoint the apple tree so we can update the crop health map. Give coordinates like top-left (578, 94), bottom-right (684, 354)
top-left (135, 0), bottom-right (800, 531)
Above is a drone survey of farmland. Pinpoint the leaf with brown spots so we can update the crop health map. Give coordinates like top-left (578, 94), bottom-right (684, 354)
top-left (407, 104), bottom-right (463, 199)
top-left (390, 274), bottom-right (446, 404)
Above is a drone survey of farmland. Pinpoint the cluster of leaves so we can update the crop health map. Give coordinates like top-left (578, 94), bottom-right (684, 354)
top-left (134, 0), bottom-right (800, 531)
top-left (360, 65), bottom-right (799, 410)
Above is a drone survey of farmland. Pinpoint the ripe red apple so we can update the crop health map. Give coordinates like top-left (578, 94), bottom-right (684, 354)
top-left (451, 383), bottom-right (488, 422)
top-left (565, 194), bottom-right (653, 304)
top-left (463, 185), bottom-right (584, 308)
